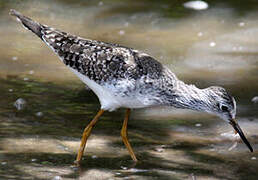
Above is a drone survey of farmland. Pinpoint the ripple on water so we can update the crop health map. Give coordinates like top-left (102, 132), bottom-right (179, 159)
top-left (14, 98), bottom-right (26, 110)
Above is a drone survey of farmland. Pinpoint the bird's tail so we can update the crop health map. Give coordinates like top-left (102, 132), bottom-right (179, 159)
top-left (10, 9), bottom-right (43, 39)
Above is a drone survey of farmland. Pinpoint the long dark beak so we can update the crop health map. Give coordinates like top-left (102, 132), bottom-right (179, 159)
top-left (229, 119), bottom-right (253, 152)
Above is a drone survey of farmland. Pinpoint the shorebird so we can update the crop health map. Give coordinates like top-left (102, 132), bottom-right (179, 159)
top-left (10, 9), bottom-right (253, 165)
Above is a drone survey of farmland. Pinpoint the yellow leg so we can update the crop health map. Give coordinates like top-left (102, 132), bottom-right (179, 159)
top-left (121, 109), bottom-right (138, 162)
top-left (74, 109), bottom-right (104, 165)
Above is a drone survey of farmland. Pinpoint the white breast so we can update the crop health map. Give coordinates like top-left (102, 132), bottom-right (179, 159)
top-left (69, 68), bottom-right (149, 111)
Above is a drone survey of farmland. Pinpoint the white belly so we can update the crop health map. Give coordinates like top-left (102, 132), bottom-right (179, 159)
top-left (69, 68), bottom-right (149, 111)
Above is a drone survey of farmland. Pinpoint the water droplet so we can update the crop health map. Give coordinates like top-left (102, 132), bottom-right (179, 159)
top-left (195, 123), bottom-right (202, 127)
top-left (119, 30), bottom-right (125, 36)
top-left (1, 162), bottom-right (7, 165)
top-left (52, 176), bottom-right (62, 180)
top-left (91, 155), bottom-right (98, 159)
top-left (120, 166), bottom-right (127, 170)
top-left (35, 112), bottom-right (43, 117)
top-left (251, 96), bottom-right (258, 103)
top-left (183, 1), bottom-right (208, 10)
top-left (197, 32), bottom-right (203, 37)
top-left (209, 42), bottom-right (216, 47)
top-left (14, 98), bottom-right (26, 110)
top-left (221, 131), bottom-right (239, 140)
top-left (12, 56), bottom-right (18, 61)
top-left (239, 22), bottom-right (245, 27)
top-left (129, 168), bottom-right (149, 173)
top-left (155, 147), bottom-right (164, 152)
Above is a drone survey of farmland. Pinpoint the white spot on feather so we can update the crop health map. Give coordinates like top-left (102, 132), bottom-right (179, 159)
top-left (16, 17), bottom-right (21, 22)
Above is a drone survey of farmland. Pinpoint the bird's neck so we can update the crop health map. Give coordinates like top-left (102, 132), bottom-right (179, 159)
top-left (168, 80), bottom-right (211, 112)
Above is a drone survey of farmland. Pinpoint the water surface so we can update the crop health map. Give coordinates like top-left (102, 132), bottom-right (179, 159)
top-left (0, 0), bottom-right (258, 179)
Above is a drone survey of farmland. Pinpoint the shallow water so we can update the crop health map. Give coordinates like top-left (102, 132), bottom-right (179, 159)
top-left (0, 0), bottom-right (258, 179)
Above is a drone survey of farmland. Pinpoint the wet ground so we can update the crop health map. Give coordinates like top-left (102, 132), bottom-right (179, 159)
top-left (0, 0), bottom-right (258, 179)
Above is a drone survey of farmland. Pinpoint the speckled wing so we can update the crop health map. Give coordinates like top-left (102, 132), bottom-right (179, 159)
top-left (10, 9), bottom-right (164, 86)
top-left (41, 26), bottom-right (166, 83)
top-left (42, 29), bottom-right (137, 83)
top-left (41, 27), bottom-right (170, 109)
top-left (10, 9), bottom-right (179, 110)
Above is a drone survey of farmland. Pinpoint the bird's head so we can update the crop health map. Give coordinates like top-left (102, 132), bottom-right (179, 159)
top-left (206, 86), bottom-right (253, 152)
top-left (207, 86), bottom-right (236, 121)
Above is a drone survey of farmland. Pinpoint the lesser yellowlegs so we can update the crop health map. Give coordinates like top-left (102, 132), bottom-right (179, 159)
top-left (10, 9), bottom-right (253, 165)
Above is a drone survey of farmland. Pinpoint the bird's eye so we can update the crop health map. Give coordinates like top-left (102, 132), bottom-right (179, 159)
top-left (221, 105), bottom-right (228, 112)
